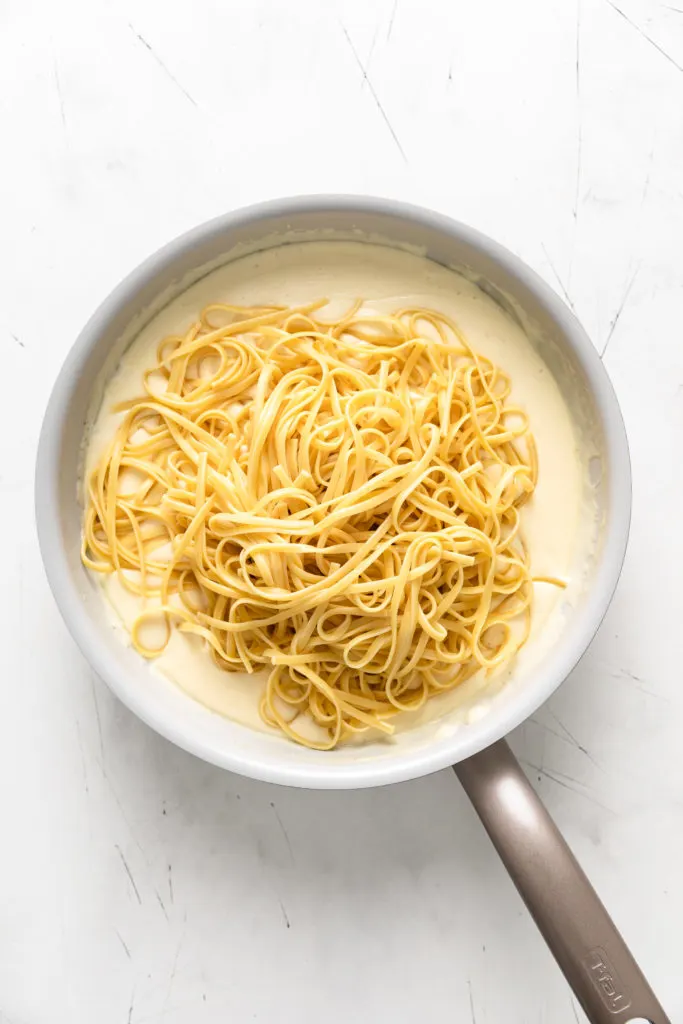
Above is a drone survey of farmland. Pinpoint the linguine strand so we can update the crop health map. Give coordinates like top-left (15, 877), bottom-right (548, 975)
top-left (83, 300), bottom-right (549, 750)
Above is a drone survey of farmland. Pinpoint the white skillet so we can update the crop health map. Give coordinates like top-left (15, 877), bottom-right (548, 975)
top-left (35, 197), bottom-right (669, 1023)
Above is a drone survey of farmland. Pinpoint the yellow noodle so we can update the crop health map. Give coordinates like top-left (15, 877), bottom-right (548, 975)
top-left (83, 300), bottom-right (549, 750)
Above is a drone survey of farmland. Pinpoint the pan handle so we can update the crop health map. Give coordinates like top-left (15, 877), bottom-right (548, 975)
top-left (454, 739), bottom-right (670, 1024)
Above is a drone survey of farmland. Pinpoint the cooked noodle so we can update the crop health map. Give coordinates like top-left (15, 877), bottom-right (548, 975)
top-left (83, 299), bottom-right (551, 749)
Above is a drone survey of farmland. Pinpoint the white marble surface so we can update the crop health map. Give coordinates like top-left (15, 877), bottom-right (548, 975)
top-left (1, 0), bottom-right (681, 1020)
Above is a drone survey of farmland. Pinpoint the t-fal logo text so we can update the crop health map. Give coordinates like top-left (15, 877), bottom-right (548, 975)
top-left (582, 948), bottom-right (632, 1013)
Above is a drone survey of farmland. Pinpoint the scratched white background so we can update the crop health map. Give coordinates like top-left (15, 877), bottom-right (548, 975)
top-left (1, 0), bottom-right (682, 1021)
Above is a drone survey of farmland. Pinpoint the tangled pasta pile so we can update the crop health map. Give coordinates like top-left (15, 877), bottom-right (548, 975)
top-left (83, 298), bottom-right (542, 749)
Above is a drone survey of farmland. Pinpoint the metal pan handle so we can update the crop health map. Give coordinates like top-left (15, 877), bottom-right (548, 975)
top-left (454, 739), bottom-right (670, 1024)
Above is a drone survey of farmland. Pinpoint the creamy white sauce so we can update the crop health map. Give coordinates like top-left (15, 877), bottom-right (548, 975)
top-left (85, 241), bottom-right (588, 742)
